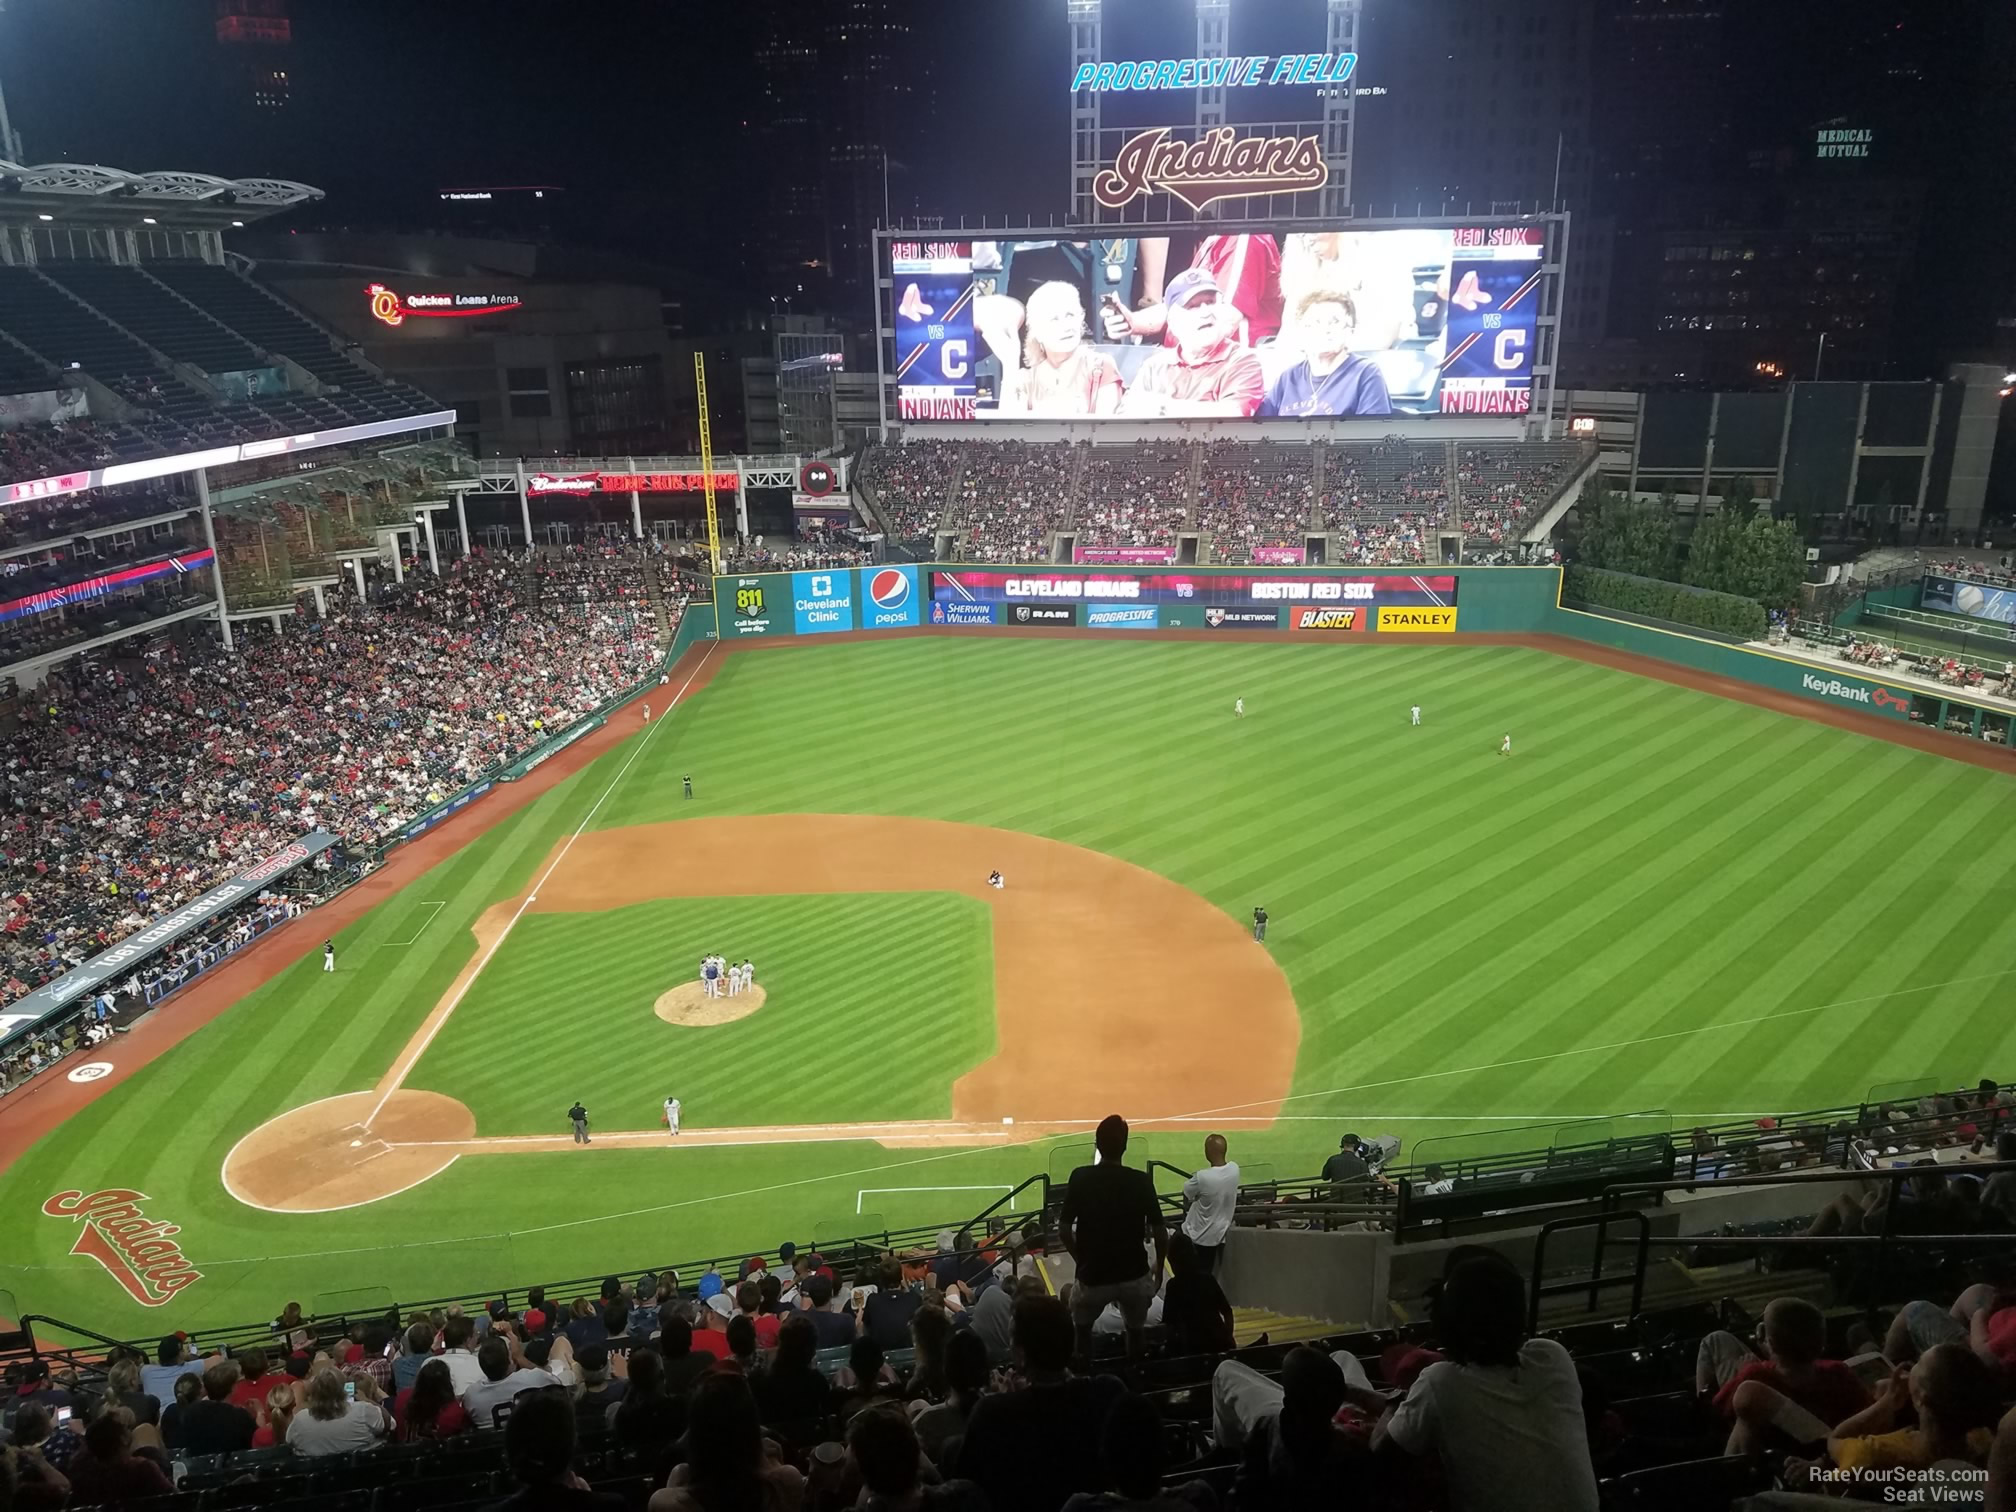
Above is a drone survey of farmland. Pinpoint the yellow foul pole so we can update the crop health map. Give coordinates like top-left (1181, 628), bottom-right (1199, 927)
top-left (694, 352), bottom-right (720, 576)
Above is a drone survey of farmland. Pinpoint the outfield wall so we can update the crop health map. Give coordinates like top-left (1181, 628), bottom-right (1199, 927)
top-left (711, 565), bottom-right (1561, 639)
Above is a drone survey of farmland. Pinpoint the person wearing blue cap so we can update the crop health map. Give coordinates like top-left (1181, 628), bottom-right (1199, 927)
top-left (1119, 269), bottom-right (1265, 418)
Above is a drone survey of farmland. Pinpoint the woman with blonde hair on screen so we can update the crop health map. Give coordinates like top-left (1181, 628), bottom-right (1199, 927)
top-left (984, 279), bottom-right (1123, 416)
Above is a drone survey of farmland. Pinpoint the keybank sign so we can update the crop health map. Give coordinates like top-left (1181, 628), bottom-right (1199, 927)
top-left (1798, 673), bottom-right (1908, 718)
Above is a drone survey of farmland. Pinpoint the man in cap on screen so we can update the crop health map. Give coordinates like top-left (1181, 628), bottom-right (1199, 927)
top-left (1119, 269), bottom-right (1266, 418)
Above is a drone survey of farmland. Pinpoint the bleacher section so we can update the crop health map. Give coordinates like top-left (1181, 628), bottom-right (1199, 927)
top-left (1078, 441), bottom-right (1191, 548)
top-left (0, 259), bottom-right (444, 489)
top-left (861, 437), bottom-right (1588, 565)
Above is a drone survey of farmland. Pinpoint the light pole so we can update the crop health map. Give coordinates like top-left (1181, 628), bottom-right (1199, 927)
top-left (1813, 331), bottom-right (1830, 382)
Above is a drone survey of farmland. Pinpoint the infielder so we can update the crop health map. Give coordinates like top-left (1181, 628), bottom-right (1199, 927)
top-left (664, 1096), bottom-right (682, 1136)
top-left (740, 958), bottom-right (755, 991)
top-left (1410, 705), bottom-right (1421, 726)
top-left (323, 940), bottom-right (335, 973)
top-left (987, 871), bottom-right (1005, 891)
top-left (683, 774), bottom-right (694, 799)
top-left (726, 960), bottom-right (744, 996)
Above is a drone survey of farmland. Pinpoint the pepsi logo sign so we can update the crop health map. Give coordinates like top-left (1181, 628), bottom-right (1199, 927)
top-left (869, 569), bottom-right (911, 611)
top-left (861, 566), bottom-right (921, 629)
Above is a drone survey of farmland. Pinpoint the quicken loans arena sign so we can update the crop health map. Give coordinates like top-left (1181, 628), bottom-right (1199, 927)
top-left (1094, 127), bottom-right (1327, 212)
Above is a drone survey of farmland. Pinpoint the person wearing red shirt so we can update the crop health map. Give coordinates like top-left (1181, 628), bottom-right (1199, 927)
top-left (689, 1305), bottom-right (734, 1360)
top-left (1697, 1298), bottom-right (1871, 1452)
top-left (1119, 269), bottom-right (1265, 419)
top-left (225, 1348), bottom-right (293, 1425)
top-left (735, 1282), bottom-right (781, 1350)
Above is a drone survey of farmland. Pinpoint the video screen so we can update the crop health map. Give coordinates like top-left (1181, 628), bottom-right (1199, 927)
top-left (890, 226), bottom-right (1543, 422)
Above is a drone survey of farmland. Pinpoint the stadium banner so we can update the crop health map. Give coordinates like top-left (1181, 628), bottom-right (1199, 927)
top-left (1073, 546), bottom-right (1178, 565)
top-left (1085, 603), bottom-right (1161, 630)
top-left (792, 570), bottom-right (856, 635)
top-left (890, 226), bottom-right (1539, 422)
top-left (721, 573), bottom-right (789, 638)
top-left (1252, 546), bottom-right (1306, 565)
top-left (1002, 603), bottom-right (1079, 628)
top-left (929, 568), bottom-right (1456, 610)
top-left (1377, 606), bottom-right (1459, 633)
top-left (859, 565), bottom-right (922, 629)
top-left (1921, 575), bottom-right (2016, 628)
top-left (1199, 606), bottom-right (1284, 629)
top-left (0, 549), bottom-right (215, 625)
top-left (0, 832), bottom-right (341, 1049)
top-left (401, 780), bottom-right (494, 838)
top-left (927, 600), bottom-right (998, 626)
top-left (1289, 606), bottom-right (1370, 632)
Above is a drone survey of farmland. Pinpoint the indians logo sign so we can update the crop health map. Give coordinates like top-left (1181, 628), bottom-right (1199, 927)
top-left (42, 1189), bottom-right (202, 1306)
top-left (1094, 127), bottom-right (1328, 212)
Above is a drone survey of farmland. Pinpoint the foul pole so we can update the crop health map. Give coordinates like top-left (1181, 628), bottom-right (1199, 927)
top-left (695, 352), bottom-right (721, 575)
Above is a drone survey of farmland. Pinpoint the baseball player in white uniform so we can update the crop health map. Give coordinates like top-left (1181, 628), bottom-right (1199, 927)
top-left (1499, 733), bottom-right (1512, 757)
top-left (664, 1097), bottom-right (681, 1136)
top-left (1410, 705), bottom-right (1421, 726)
top-left (740, 959), bottom-right (755, 991)
top-left (727, 960), bottom-right (744, 996)
top-left (702, 957), bottom-right (721, 997)
top-left (1234, 697), bottom-right (1245, 719)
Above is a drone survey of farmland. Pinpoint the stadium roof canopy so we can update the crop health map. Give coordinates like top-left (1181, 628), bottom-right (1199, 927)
top-left (0, 161), bottom-right (321, 230)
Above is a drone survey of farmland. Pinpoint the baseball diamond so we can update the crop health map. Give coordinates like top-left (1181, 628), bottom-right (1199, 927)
top-left (5, 613), bottom-right (2016, 1336)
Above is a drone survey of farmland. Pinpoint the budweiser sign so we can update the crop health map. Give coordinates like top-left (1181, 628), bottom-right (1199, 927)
top-left (1094, 127), bottom-right (1327, 212)
top-left (526, 473), bottom-right (600, 495)
top-left (42, 1189), bottom-right (203, 1307)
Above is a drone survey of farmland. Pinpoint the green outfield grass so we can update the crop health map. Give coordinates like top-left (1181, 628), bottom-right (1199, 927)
top-left (411, 894), bottom-right (996, 1130)
top-left (6, 635), bottom-right (2016, 1337)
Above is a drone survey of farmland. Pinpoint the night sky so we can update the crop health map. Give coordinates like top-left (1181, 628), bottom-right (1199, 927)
top-left (0, 0), bottom-right (1341, 272)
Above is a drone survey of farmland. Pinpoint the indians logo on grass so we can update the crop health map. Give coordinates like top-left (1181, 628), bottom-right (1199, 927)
top-left (42, 1189), bottom-right (202, 1307)
top-left (868, 569), bottom-right (912, 612)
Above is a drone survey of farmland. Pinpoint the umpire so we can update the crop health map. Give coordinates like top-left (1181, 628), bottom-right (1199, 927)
top-left (568, 1101), bottom-right (590, 1144)
top-left (1252, 906), bottom-right (1268, 942)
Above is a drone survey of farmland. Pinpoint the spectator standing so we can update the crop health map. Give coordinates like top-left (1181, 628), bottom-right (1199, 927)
top-left (1378, 1255), bottom-right (1598, 1512)
top-left (440, 1314), bottom-right (484, 1393)
top-left (953, 1295), bottom-right (1125, 1512)
top-left (1180, 1134), bottom-right (1241, 1274)
top-left (1321, 1134), bottom-right (1369, 1195)
top-left (1061, 1115), bottom-right (1168, 1358)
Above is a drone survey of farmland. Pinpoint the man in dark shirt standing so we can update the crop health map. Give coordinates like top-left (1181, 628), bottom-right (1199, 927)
top-left (1060, 1114), bottom-right (1167, 1359)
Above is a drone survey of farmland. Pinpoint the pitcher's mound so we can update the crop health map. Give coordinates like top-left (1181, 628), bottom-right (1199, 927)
top-left (655, 982), bottom-right (768, 1027)
top-left (222, 1089), bottom-right (476, 1212)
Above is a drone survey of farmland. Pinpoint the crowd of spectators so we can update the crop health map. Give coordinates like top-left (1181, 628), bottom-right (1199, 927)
top-left (859, 442), bottom-right (963, 542)
top-left (0, 546), bottom-right (663, 1017)
top-left (1076, 443), bottom-right (1190, 550)
top-left (1932, 559), bottom-right (2016, 591)
top-left (1194, 443), bottom-right (1313, 560)
top-left (12, 1105), bottom-right (2016, 1509)
top-left (950, 443), bottom-right (1080, 564)
top-left (859, 438), bottom-right (1583, 564)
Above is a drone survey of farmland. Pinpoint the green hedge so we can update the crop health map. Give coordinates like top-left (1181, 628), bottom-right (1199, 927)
top-left (1563, 564), bottom-right (1768, 640)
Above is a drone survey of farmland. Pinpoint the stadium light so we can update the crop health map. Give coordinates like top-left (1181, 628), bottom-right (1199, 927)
top-left (35, 212), bottom-right (50, 221)
top-left (142, 217), bottom-right (157, 225)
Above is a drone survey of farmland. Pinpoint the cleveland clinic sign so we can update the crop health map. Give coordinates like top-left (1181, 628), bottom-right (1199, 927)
top-left (1071, 52), bottom-right (1356, 93)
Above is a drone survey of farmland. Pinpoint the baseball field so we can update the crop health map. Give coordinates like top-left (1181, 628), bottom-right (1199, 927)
top-left (6, 631), bottom-right (2016, 1336)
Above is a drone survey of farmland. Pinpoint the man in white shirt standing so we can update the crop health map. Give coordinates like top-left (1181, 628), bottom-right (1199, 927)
top-left (437, 1315), bottom-right (484, 1395)
top-left (1180, 1134), bottom-right (1241, 1276)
